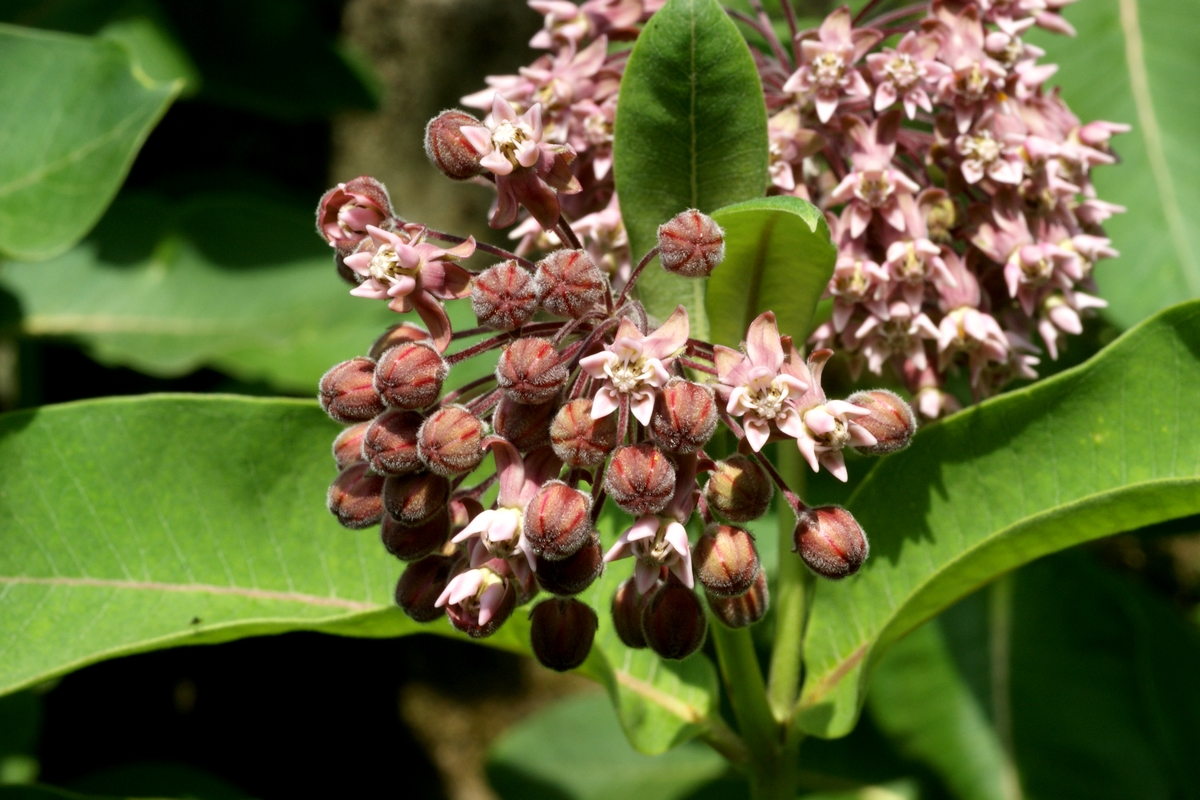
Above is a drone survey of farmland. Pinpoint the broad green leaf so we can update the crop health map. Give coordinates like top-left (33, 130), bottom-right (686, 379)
top-left (796, 299), bottom-right (1200, 737)
top-left (1028, 0), bottom-right (1200, 327)
top-left (0, 790), bottom-right (122, 800)
top-left (706, 196), bottom-right (836, 347)
top-left (67, 762), bottom-right (254, 800)
top-left (99, 15), bottom-right (201, 96)
top-left (612, 0), bottom-right (768, 337)
top-left (0, 25), bottom-right (179, 261)
top-left (0, 395), bottom-right (719, 755)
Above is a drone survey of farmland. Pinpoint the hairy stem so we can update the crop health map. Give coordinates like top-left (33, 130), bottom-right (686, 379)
top-left (425, 228), bottom-right (536, 270)
top-left (615, 246), bottom-right (661, 309)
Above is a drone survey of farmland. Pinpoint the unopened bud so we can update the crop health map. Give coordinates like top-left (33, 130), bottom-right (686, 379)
top-left (535, 249), bottom-right (607, 318)
top-left (550, 398), bottom-right (618, 466)
top-left (493, 396), bottom-right (556, 452)
top-left (375, 342), bottom-right (448, 410)
top-left (529, 598), bottom-right (598, 672)
top-left (535, 534), bottom-right (604, 596)
top-left (382, 472), bottom-right (450, 526)
top-left (496, 337), bottom-right (568, 405)
top-left (693, 524), bottom-right (760, 597)
top-left (418, 406), bottom-right (485, 476)
top-left (327, 462), bottom-right (386, 529)
top-left (611, 578), bottom-right (648, 649)
top-left (793, 506), bottom-right (869, 579)
top-left (395, 554), bottom-right (462, 622)
top-left (845, 390), bottom-right (917, 455)
top-left (363, 409), bottom-right (423, 475)
top-left (332, 422), bottom-right (370, 470)
top-left (319, 357), bottom-right (386, 422)
top-left (335, 242), bottom-right (363, 286)
top-left (704, 455), bottom-right (773, 522)
top-left (472, 260), bottom-right (539, 330)
top-left (605, 444), bottom-right (676, 516)
top-left (642, 578), bottom-right (707, 660)
top-left (381, 508), bottom-right (451, 561)
top-left (707, 569), bottom-right (770, 628)
top-left (524, 480), bottom-right (593, 560)
top-left (657, 210), bottom-right (724, 278)
top-left (369, 322), bottom-right (432, 360)
top-left (649, 379), bottom-right (717, 453)
top-left (425, 110), bottom-right (485, 180)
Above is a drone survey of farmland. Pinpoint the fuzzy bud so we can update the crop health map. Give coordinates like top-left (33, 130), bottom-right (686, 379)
top-left (496, 337), bottom-right (568, 405)
top-left (395, 554), bottom-right (461, 622)
top-left (611, 578), bottom-right (648, 649)
top-left (332, 422), bottom-right (370, 470)
top-left (704, 455), bottom-right (773, 522)
top-left (335, 242), bottom-right (363, 286)
top-left (362, 409), bottom-right (423, 476)
top-left (550, 398), bottom-right (618, 466)
top-left (707, 569), bottom-right (770, 628)
top-left (327, 462), bottom-right (386, 529)
top-left (649, 379), bottom-right (717, 453)
top-left (793, 506), bottom-right (869, 579)
top-left (534, 249), bottom-right (607, 318)
top-left (605, 444), bottom-right (676, 516)
top-left (369, 323), bottom-right (432, 360)
top-left (472, 260), bottom-right (539, 330)
top-left (492, 396), bottom-right (556, 453)
top-left (657, 210), bottom-right (725, 278)
top-left (425, 110), bottom-right (485, 180)
top-left (529, 598), bottom-right (598, 672)
top-left (375, 342), bottom-right (448, 410)
top-left (417, 406), bottom-right (485, 476)
top-left (642, 578), bottom-right (707, 660)
top-left (382, 472), bottom-right (450, 526)
top-left (693, 524), bottom-right (760, 597)
top-left (319, 357), bottom-right (386, 422)
top-left (845, 390), bottom-right (917, 455)
top-left (535, 535), bottom-right (604, 596)
top-left (524, 480), bottom-right (593, 561)
top-left (381, 508), bottom-right (450, 561)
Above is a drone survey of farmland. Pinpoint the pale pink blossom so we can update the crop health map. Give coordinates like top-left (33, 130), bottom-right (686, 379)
top-left (580, 306), bottom-right (689, 425)
top-left (830, 112), bottom-right (921, 236)
top-left (866, 31), bottom-right (948, 118)
top-left (783, 346), bottom-right (876, 482)
top-left (782, 7), bottom-right (881, 123)
top-left (435, 560), bottom-right (515, 628)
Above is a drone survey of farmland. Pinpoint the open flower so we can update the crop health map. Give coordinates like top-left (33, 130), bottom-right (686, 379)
top-left (866, 31), bottom-right (948, 119)
top-left (784, 346), bottom-right (876, 481)
top-left (580, 305), bottom-right (689, 425)
top-left (783, 6), bottom-right (881, 123)
top-left (829, 112), bottom-right (921, 236)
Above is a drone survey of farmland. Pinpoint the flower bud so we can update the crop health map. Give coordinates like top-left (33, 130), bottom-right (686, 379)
top-left (534, 249), bottom-right (607, 318)
top-left (550, 398), bottom-right (618, 467)
top-left (362, 409), bottom-right (423, 475)
top-left (472, 260), bottom-right (539, 330)
top-left (496, 337), bottom-right (568, 405)
top-left (707, 569), bottom-right (770, 628)
top-left (704, 455), bottom-right (773, 522)
top-left (327, 462), bottom-right (386, 529)
top-left (611, 578), bottom-right (648, 649)
top-left (417, 406), bottom-right (485, 476)
top-left (395, 554), bottom-right (461, 622)
top-left (375, 342), bottom-right (448, 410)
top-left (535, 534), bottom-right (604, 596)
top-left (845, 390), bottom-right (917, 455)
top-left (381, 508), bottom-right (450, 561)
top-left (649, 379), bottom-right (717, 453)
top-left (319, 357), bottom-right (386, 422)
top-left (657, 210), bottom-right (724, 278)
top-left (335, 242), bottom-right (363, 286)
top-left (524, 480), bottom-right (593, 561)
top-left (382, 472), bottom-right (450, 526)
top-left (642, 578), bottom-right (707, 660)
top-left (693, 524), bottom-right (760, 597)
top-left (332, 422), bottom-right (370, 470)
top-left (316, 176), bottom-right (391, 246)
top-left (793, 506), bottom-right (869, 579)
top-left (605, 444), bottom-right (676, 516)
top-left (529, 598), bottom-right (598, 672)
top-left (425, 110), bottom-right (485, 180)
top-left (492, 396), bottom-right (556, 453)
top-left (369, 322), bottom-right (432, 360)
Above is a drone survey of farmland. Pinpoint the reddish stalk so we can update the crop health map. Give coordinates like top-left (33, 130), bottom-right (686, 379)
top-left (424, 227), bottom-right (536, 270)
top-left (615, 245), bottom-right (661, 309)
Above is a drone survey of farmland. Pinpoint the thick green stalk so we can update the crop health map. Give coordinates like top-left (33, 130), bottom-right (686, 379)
top-left (766, 444), bottom-right (813, 720)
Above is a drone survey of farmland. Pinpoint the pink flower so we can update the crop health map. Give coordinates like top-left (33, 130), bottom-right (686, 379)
top-left (315, 176), bottom-right (391, 247)
top-left (580, 305), bottom-right (689, 425)
top-left (849, 300), bottom-right (939, 374)
top-left (784, 346), bottom-right (876, 482)
top-left (950, 113), bottom-right (1024, 185)
top-left (435, 560), bottom-right (517, 629)
top-left (829, 112), bottom-right (921, 236)
top-left (866, 31), bottom-right (948, 118)
top-left (782, 7), bottom-right (882, 123)
top-left (1037, 290), bottom-right (1106, 359)
top-left (604, 514), bottom-right (693, 594)
top-left (927, 3), bottom-right (1007, 132)
top-left (768, 108), bottom-right (825, 193)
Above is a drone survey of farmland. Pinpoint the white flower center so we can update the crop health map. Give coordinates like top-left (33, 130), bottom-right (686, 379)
top-left (856, 171), bottom-right (894, 207)
top-left (605, 356), bottom-right (655, 393)
top-left (481, 508), bottom-right (524, 559)
top-left (746, 377), bottom-right (793, 420)
top-left (884, 54), bottom-right (919, 89)
top-left (958, 63), bottom-right (990, 100)
top-left (809, 406), bottom-right (851, 448)
top-left (369, 245), bottom-right (408, 285)
top-left (812, 52), bottom-right (846, 88)
top-left (491, 120), bottom-right (531, 165)
top-left (960, 131), bottom-right (1001, 165)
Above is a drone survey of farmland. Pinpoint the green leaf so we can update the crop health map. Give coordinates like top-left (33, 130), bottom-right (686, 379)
top-left (796, 299), bottom-right (1200, 737)
top-left (612, 0), bottom-right (768, 337)
top-left (0, 790), bottom-right (120, 800)
top-left (99, 13), bottom-right (201, 96)
top-left (0, 25), bottom-right (179, 261)
top-left (706, 196), bottom-right (836, 347)
top-left (67, 762), bottom-right (255, 800)
top-left (1028, 0), bottom-right (1200, 327)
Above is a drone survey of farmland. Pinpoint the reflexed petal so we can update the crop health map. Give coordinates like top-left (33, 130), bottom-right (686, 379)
top-left (635, 562), bottom-right (660, 595)
top-left (820, 450), bottom-right (849, 482)
top-left (350, 282), bottom-right (389, 300)
top-left (797, 435), bottom-right (820, 472)
top-left (805, 407), bottom-right (836, 435)
top-left (642, 305), bottom-right (690, 360)
top-left (478, 582), bottom-right (507, 625)
top-left (481, 150), bottom-right (515, 176)
top-left (591, 386), bottom-right (621, 419)
top-left (630, 390), bottom-right (656, 426)
top-left (744, 417), bottom-right (771, 452)
top-left (453, 510), bottom-right (495, 543)
top-left (626, 515), bottom-right (661, 542)
top-left (460, 125), bottom-right (494, 156)
top-left (745, 311), bottom-right (784, 370)
top-left (580, 351), bottom-right (617, 379)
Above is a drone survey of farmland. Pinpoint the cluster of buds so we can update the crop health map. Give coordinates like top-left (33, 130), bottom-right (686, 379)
top-left (318, 186), bottom-right (916, 667)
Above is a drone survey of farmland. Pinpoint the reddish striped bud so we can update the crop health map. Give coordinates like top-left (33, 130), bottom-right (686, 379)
top-left (381, 508), bottom-right (451, 561)
top-left (693, 524), bottom-right (760, 597)
top-left (496, 337), bottom-right (568, 405)
top-left (332, 422), bottom-right (370, 470)
top-left (707, 569), bottom-right (770, 628)
top-left (529, 598), bottom-right (598, 672)
top-left (472, 260), bottom-right (539, 330)
top-left (642, 578), bottom-right (707, 660)
top-left (649, 379), bottom-right (717, 454)
top-left (550, 398), bottom-right (618, 467)
top-left (319, 357), bottom-right (385, 422)
top-left (363, 409), bottom-right (423, 476)
top-left (524, 481), bottom-right (593, 561)
top-left (369, 322), bottom-right (432, 360)
top-left (382, 472), bottom-right (450, 526)
top-left (611, 578), bottom-right (648, 649)
top-left (535, 535), bottom-right (604, 596)
top-left (493, 396), bottom-right (556, 453)
top-left (605, 444), bottom-right (676, 516)
top-left (425, 110), bottom-right (485, 180)
top-left (845, 390), bottom-right (917, 455)
top-left (417, 406), bottom-right (485, 476)
top-left (704, 455), bottom-right (773, 522)
top-left (793, 506), bottom-right (869, 579)
top-left (327, 462), bottom-right (386, 529)
top-left (375, 342), bottom-right (448, 410)
top-left (395, 554), bottom-right (462, 622)
top-left (535, 249), bottom-right (607, 318)
top-left (657, 210), bottom-right (724, 278)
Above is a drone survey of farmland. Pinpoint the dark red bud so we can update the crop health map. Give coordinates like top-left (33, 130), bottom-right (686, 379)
top-left (472, 260), bottom-right (539, 330)
top-left (374, 342), bottom-right (448, 410)
top-left (332, 422), bottom-right (370, 470)
top-left (424, 110), bottom-right (485, 180)
top-left (369, 322), bottom-right (432, 360)
top-left (845, 390), bottom-right (917, 455)
top-left (417, 406), bottom-right (485, 476)
top-left (611, 578), bottom-right (648, 649)
top-left (362, 409), bottom-right (423, 475)
top-left (535, 535), bottom-right (604, 596)
top-left (605, 444), bottom-right (676, 516)
top-left (335, 242), bottom-right (363, 286)
top-left (707, 569), bottom-right (770, 628)
top-left (524, 480), bottom-right (593, 561)
top-left (381, 508), bottom-right (451, 561)
top-left (529, 598), bottom-right (598, 672)
top-left (382, 472), bottom-right (450, 526)
top-left (642, 578), bottom-right (708, 660)
top-left (327, 462), bottom-right (386, 529)
top-left (649, 379), bottom-right (717, 454)
top-left (496, 337), bottom-right (568, 405)
top-left (395, 553), bottom-right (462, 622)
top-left (493, 396), bottom-right (556, 453)
top-left (319, 357), bottom-right (386, 422)
top-left (704, 455), bottom-right (773, 522)
top-left (657, 210), bottom-right (725, 278)
top-left (534, 249), bottom-right (607, 318)
top-left (550, 398), bottom-right (618, 467)
top-left (693, 524), bottom-right (760, 597)
top-left (793, 506), bottom-right (869, 579)
top-left (446, 577), bottom-right (518, 639)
